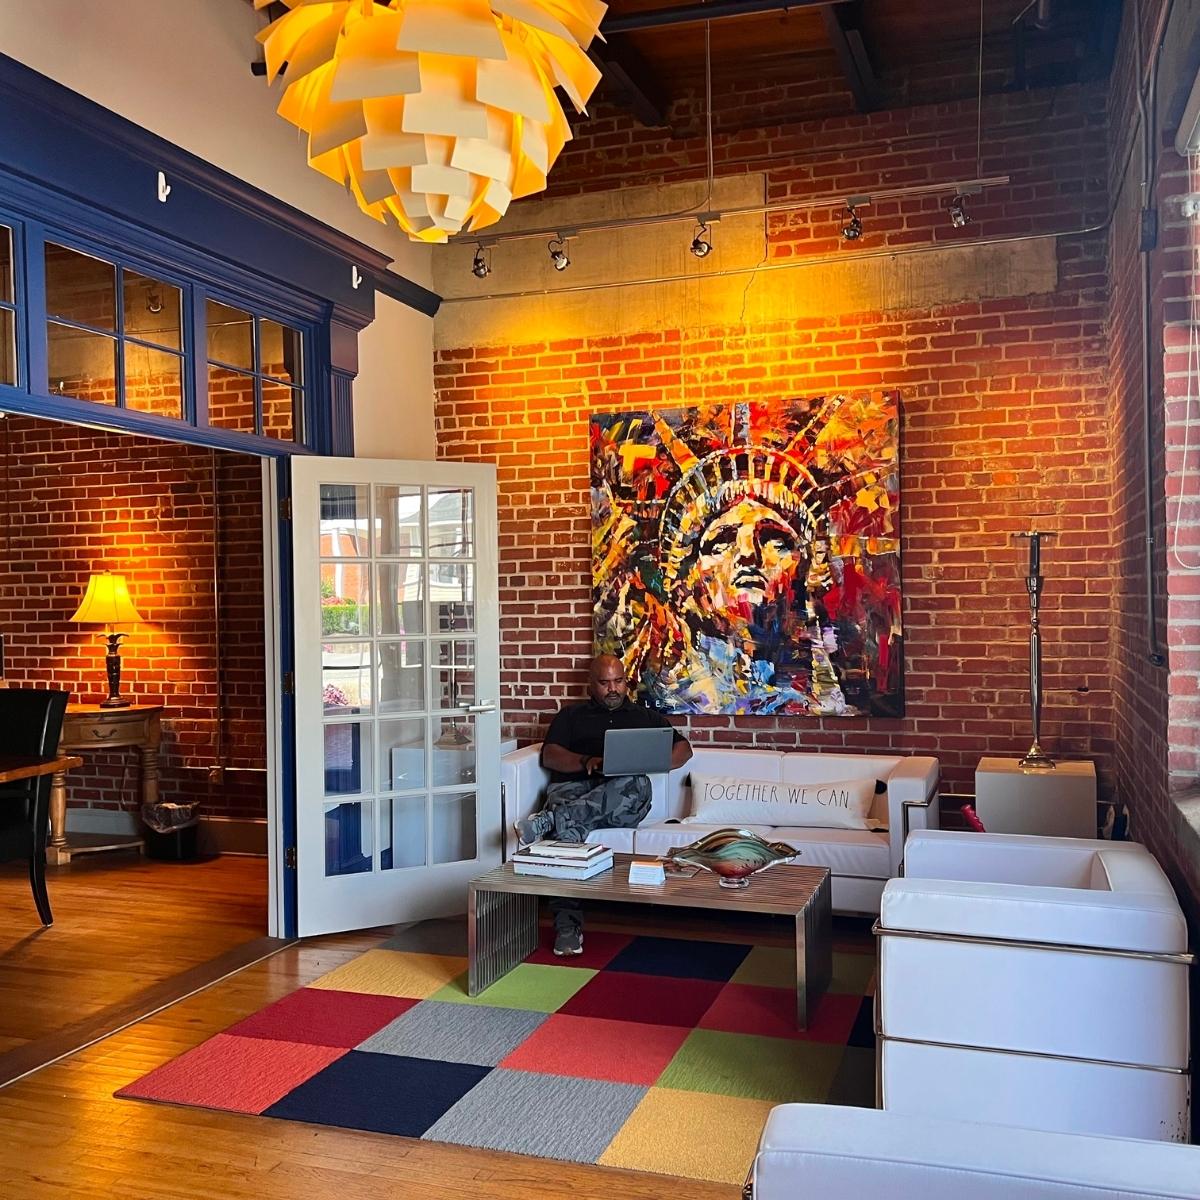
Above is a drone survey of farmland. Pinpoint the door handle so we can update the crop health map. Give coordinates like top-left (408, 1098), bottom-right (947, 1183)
top-left (459, 701), bottom-right (496, 714)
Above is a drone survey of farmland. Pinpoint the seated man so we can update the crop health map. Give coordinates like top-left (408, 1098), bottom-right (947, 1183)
top-left (515, 653), bottom-right (692, 956)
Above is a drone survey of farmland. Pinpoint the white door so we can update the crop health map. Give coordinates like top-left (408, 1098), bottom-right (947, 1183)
top-left (290, 457), bottom-right (499, 937)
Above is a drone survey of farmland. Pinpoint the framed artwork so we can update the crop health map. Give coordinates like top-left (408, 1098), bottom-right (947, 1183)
top-left (591, 395), bottom-right (902, 717)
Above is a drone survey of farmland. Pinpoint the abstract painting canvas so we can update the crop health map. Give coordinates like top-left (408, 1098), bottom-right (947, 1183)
top-left (591, 395), bottom-right (901, 717)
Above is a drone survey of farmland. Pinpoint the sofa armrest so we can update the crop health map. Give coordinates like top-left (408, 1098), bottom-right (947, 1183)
top-left (751, 1105), bottom-right (1200, 1200)
top-left (884, 756), bottom-right (939, 875)
top-left (500, 743), bottom-right (551, 860)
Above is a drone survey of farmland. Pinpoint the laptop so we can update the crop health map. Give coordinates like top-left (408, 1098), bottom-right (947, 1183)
top-left (602, 727), bottom-right (674, 776)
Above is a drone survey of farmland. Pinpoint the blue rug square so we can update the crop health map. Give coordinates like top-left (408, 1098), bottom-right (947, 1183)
top-left (605, 936), bottom-right (752, 981)
top-left (264, 1050), bottom-right (489, 1136)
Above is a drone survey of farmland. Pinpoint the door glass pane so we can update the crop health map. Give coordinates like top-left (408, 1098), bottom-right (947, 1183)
top-left (324, 721), bottom-right (372, 795)
top-left (381, 795), bottom-right (426, 871)
top-left (380, 717), bottom-right (426, 792)
top-left (379, 640), bottom-right (425, 714)
top-left (324, 801), bottom-right (373, 875)
top-left (47, 323), bottom-right (116, 403)
top-left (375, 485), bottom-right (423, 556)
top-left (432, 790), bottom-right (477, 864)
top-left (207, 299), bottom-right (254, 369)
top-left (322, 641), bottom-right (373, 714)
top-left (378, 563), bottom-right (425, 635)
top-left (428, 488), bottom-right (474, 557)
top-left (433, 715), bottom-right (475, 787)
top-left (433, 639), bottom-right (475, 707)
top-left (320, 484), bottom-right (370, 555)
top-left (125, 344), bottom-right (183, 419)
top-left (0, 226), bottom-right (12, 303)
top-left (123, 269), bottom-right (182, 350)
top-left (262, 379), bottom-right (297, 442)
top-left (208, 365), bottom-right (257, 433)
top-left (320, 562), bottom-right (370, 637)
top-left (261, 318), bottom-right (303, 384)
top-left (0, 310), bottom-right (14, 386)
top-left (45, 243), bottom-right (116, 330)
top-left (432, 562), bottom-right (474, 632)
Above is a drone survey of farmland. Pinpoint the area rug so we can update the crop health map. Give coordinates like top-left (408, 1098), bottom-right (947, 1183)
top-left (117, 926), bottom-right (875, 1186)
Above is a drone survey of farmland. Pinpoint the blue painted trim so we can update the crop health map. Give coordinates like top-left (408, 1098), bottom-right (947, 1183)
top-left (277, 461), bottom-right (298, 939)
top-left (330, 370), bottom-right (355, 456)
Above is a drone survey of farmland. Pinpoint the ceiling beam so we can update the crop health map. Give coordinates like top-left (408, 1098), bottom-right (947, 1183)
top-left (820, 1), bottom-right (880, 112)
top-left (602, 0), bottom-right (850, 35)
top-left (589, 41), bottom-right (672, 128)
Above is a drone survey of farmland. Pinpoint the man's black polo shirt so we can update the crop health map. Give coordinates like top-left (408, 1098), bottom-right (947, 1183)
top-left (543, 698), bottom-right (686, 783)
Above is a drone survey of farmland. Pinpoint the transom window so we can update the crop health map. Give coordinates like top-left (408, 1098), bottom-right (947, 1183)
top-left (0, 225), bottom-right (16, 387)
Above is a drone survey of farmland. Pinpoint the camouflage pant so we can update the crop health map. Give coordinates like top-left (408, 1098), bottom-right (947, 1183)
top-left (543, 774), bottom-right (652, 935)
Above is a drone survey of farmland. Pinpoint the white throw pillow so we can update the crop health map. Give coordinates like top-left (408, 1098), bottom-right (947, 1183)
top-left (684, 772), bottom-right (882, 831)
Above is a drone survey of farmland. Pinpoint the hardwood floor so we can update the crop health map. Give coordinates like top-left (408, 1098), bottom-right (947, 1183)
top-left (0, 858), bottom-right (873, 1199)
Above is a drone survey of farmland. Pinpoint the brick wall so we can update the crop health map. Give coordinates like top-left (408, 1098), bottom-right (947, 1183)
top-left (0, 415), bottom-right (267, 821)
top-left (435, 80), bottom-right (1116, 798)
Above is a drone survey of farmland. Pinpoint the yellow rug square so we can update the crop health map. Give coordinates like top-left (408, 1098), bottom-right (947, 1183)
top-left (306, 949), bottom-right (467, 999)
top-left (597, 1085), bottom-right (775, 1185)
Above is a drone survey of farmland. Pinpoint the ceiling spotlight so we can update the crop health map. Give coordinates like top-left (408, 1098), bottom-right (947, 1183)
top-left (548, 237), bottom-right (571, 271)
top-left (690, 223), bottom-right (713, 258)
top-left (948, 194), bottom-right (970, 228)
top-left (471, 245), bottom-right (491, 279)
top-left (841, 204), bottom-right (863, 241)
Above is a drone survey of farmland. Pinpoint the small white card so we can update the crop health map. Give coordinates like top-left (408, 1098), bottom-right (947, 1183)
top-left (628, 860), bottom-right (666, 886)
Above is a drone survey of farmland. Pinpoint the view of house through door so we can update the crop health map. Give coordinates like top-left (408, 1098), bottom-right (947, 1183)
top-left (289, 457), bottom-right (500, 937)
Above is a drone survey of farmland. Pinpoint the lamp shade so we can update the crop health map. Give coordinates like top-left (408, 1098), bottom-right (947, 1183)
top-left (255, 0), bottom-right (606, 242)
top-left (69, 572), bottom-right (143, 627)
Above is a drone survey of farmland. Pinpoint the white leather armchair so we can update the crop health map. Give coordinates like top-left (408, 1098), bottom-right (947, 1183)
top-left (750, 1105), bottom-right (1200, 1200)
top-left (877, 830), bottom-right (1193, 1142)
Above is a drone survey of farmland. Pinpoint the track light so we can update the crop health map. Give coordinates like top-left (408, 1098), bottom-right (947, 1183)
top-left (690, 223), bottom-right (713, 258)
top-left (548, 237), bottom-right (571, 271)
top-left (471, 245), bottom-right (491, 278)
top-left (948, 194), bottom-right (970, 228)
top-left (841, 204), bottom-right (863, 241)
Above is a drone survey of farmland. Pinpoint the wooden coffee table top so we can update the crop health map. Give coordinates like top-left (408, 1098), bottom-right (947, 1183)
top-left (470, 853), bottom-right (830, 917)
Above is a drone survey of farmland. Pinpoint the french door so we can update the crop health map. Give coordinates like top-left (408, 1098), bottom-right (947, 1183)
top-left (289, 457), bottom-right (499, 937)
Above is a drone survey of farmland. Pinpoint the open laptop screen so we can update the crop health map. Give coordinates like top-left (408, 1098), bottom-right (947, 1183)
top-left (602, 727), bottom-right (674, 776)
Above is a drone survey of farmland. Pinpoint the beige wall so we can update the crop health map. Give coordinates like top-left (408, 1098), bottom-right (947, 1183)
top-left (0, 0), bottom-right (435, 458)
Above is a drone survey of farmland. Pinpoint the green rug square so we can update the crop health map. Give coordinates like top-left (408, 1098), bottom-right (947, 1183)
top-left (659, 1029), bottom-right (845, 1102)
top-left (831, 951), bottom-right (876, 995)
top-left (730, 947), bottom-right (875, 995)
top-left (432, 963), bottom-right (596, 1013)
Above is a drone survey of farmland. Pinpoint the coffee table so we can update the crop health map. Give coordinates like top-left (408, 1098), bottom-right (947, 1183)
top-left (467, 853), bottom-right (832, 1029)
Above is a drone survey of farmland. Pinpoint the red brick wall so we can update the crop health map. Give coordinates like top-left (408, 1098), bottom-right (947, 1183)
top-left (0, 415), bottom-right (267, 821)
top-left (435, 81), bottom-right (1116, 798)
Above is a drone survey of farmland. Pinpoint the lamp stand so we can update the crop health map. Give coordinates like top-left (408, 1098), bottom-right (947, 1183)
top-left (101, 630), bottom-right (132, 708)
top-left (1013, 531), bottom-right (1056, 770)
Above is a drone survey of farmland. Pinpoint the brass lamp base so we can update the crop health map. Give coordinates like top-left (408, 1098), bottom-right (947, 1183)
top-left (100, 695), bottom-right (132, 708)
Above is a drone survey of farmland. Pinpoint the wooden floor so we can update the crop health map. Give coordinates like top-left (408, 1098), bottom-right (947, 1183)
top-left (0, 855), bottom-right (872, 1199)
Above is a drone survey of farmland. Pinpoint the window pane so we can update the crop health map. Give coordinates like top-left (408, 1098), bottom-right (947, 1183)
top-left (375, 486), bottom-right (423, 556)
top-left (380, 796), bottom-right (425, 871)
top-left (432, 563), bottom-right (474, 633)
top-left (319, 485), bottom-right (369, 557)
top-left (433, 639), bottom-right (475, 708)
top-left (260, 318), bottom-right (303, 385)
top-left (125, 344), bottom-right (183, 419)
top-left (0, 310), bottom-right (14, 386)
top-left (320, 562), bottom-right (370, 637)
top-left (428, 489), bottom-right (474, 557)
top-left (208, 365), bottom-right (257, 434)
top-left (377, 563), bottom-right (425, 636)
top-left (123, 269), bottom-right (182, 351)
top-left (0, 226), bottom-right (12, 304)
top-left (432, 790), bottom-right (476, 864)
top-left (380, 717), bottom-right (426, 792)
top-left (47, 322), bottom-right (116, 403)
top-left (324, 721), bottom-right (372, 795)
top-left (261, 378), bottom-right (297, 442)
top-left (206, 299), bottom-right (254, 369)
top-left (45, 243), bottom-right (116, 331)
top-left (433, 715), bottom-right (475, 787)
top-left (324, 801), bottom-right (373, 875)
top-left (380, 640), bottom-right (425, 714)
top-left (322, 640), bottom-right (374, 714)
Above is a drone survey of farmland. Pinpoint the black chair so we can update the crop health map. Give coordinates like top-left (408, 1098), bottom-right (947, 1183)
top-left (0, 688), bottom-right (70, 926)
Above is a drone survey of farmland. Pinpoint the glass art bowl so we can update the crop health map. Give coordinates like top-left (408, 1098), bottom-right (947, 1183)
top-left (665, 828), bottom-right (800, 888)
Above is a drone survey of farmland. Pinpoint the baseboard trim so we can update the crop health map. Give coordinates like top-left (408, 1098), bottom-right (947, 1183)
top-left (67, 811), bottom-right (268, 856)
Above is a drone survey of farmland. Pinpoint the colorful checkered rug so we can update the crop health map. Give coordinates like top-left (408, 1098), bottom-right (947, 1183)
top-left (118, 924), bottom-right (875, 1186)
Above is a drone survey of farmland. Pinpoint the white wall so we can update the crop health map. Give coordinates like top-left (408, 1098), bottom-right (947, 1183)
top-left (0, 0), bottom-right (435, 458)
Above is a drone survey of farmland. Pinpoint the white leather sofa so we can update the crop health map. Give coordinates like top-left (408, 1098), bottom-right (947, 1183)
top-left (878, 830), bottom-right (1193, 1142)
top-left (501, 743), bottom-right (939, 914)
top-left (750, 1105), bottom-right (1200, 1199)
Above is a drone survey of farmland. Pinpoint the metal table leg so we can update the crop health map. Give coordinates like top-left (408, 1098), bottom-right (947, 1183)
top-left (468, 885), bottom-right (539, 996)
top-left (794, 871), bottom-right (833, 1028)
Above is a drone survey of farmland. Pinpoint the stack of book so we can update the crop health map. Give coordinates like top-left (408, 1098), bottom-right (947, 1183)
top-left (512, 840), bottom-right (614, 879)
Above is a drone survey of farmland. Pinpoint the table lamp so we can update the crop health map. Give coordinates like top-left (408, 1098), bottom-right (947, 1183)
top-left (69, 570), bottom-right (143, 708)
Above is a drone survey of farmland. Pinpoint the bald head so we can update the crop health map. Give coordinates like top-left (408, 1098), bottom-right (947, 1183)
top-left (588, 654), bottom-right (628, 709)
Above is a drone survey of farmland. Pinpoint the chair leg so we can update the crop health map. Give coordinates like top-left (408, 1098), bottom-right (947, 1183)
top-left (29, 846), bottom-right (52, 926)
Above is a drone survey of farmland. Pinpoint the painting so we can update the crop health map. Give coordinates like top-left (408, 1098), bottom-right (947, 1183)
top-left (591, 395), bottom-right (902, 717)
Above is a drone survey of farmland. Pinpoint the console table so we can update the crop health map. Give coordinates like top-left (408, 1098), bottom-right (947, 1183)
top-left (47, 703), bottom-right (163, 865)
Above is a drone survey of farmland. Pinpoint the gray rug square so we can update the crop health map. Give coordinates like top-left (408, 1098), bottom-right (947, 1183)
top-left (423, 1068), bottom-right (647, 1161)
top-left (358, 1000), bottom-right (547, 1066)
top-left (380, 917), bottom-right (468, 956)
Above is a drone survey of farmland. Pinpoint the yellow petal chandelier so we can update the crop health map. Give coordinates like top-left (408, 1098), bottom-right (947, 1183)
top-left (255, 0), bottom-right (606, 243)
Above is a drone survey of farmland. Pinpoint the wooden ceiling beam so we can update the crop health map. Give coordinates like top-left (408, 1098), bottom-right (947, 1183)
top-left (602, 0), bottom-right (850, 35)
top-left (589, 42), bottom-right (672, 128)
top-left (820, 1), bottom-right (880, 112)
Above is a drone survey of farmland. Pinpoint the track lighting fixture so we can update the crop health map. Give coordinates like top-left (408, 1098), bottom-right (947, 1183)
top-left (471, 245), bottom-right (491, 279)
top-left (548, 237), bottom-right (571, 271)
top-left (841, 204), bottom-right (863, 241)
top-left (690, 223), bottom-right (713, 258)
top-left (948, 194), bottom-right (970, 228)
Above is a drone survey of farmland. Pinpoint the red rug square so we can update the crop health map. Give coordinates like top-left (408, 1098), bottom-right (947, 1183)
top-left (700, 982), bottom-right (862, 1043)
top-left (523, 927), bottom-right (634, 969)
top-left (226, 987), bottom-right (418, 1048)
top-left (117, 1033), bottom-right (346, 1113)
top-left (558, 970), bottom-right (724, 1028)
top-left (499, 1013), bottom-right (690, 1085)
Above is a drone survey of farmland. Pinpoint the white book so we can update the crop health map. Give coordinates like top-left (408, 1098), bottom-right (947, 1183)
top-left (515, 848), bottom-right (615, 869)
top-left (512, 856), bottom-right (614, 880)
top-left (524, 839), bottom-right (609, 859)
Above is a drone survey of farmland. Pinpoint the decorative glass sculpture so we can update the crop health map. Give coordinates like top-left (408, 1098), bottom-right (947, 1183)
top-left (665, 828), bottom-right (799, 889)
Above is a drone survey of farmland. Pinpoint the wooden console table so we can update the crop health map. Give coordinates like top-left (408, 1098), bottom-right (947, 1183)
top-left (47, 703), bottom-right (163, 866)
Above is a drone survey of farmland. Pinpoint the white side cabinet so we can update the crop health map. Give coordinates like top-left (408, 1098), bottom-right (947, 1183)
top-left (974, 757), bottom-right (1097, 838)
